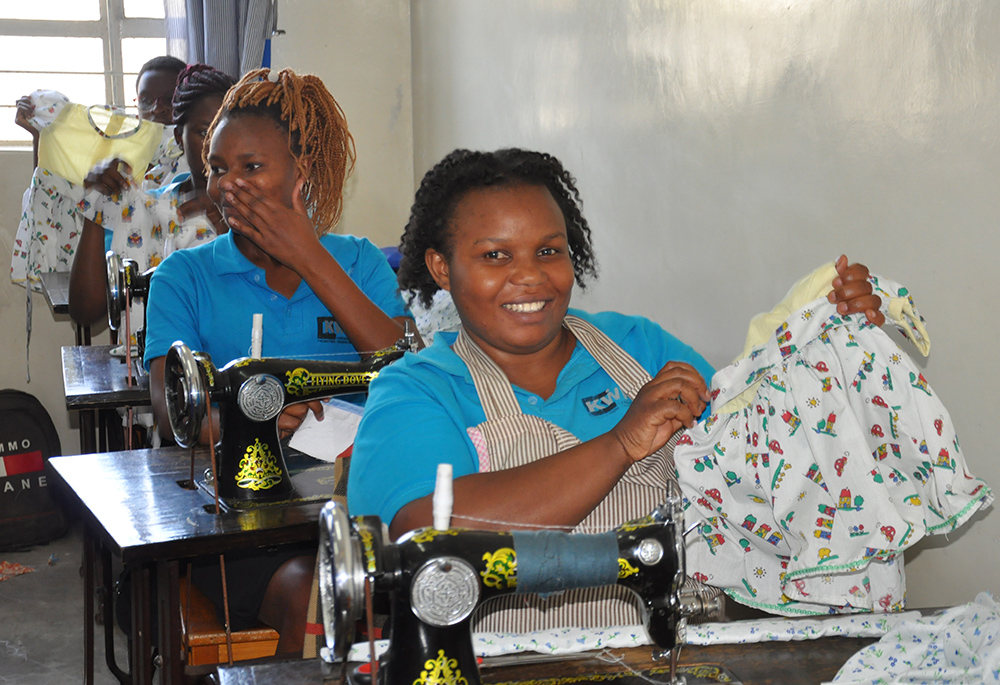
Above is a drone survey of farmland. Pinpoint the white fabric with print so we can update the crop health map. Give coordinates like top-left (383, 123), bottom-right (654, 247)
top-left (676, 271), bottom-right (992, 616)
top-left (830, 592), bottom-right (1000, 683)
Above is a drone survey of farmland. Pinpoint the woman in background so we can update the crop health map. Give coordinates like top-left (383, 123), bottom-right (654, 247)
top-left (144, 68), bottom-right (412, 653)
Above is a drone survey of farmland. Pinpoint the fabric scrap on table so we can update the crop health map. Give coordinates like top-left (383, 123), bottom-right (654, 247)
top-left (685, 611), bottom-right (920, 645)
top-left (830, 592), bottom-right (1000, 684)
top-left (346, 625), bottom-right (652, 662)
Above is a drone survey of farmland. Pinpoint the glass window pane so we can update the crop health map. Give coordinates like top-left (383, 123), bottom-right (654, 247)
top-left (0, 1), bottom-right (100, 20)
top-left (0, 106), bottom-right (34, 142)
top-left (124, 0), bottom-right (164, 19)
top-left (0, 73), bottom-right (107, 107)
top-left (122, 37), bottom-right (170, 74)
top-left (0, 37), bottom-right (104, 72)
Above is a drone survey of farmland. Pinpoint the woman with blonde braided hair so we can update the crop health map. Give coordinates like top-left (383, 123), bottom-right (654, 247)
top-left (144, 68), bottom-right (413, 654)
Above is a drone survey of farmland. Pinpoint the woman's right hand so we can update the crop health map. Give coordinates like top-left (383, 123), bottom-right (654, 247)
top-left (84, 158), bottom-right (133, 197)
top-left (610, 361), bottom-right (709, 464)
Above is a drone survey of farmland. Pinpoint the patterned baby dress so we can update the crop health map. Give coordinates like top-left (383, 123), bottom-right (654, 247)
top-left (675, 264), bottom-right (993, 616)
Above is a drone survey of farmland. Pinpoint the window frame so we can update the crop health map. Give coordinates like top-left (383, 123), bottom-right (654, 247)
top-left (0, 1), bottom-right (166, 146)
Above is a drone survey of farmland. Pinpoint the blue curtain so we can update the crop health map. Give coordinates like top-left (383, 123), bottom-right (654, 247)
top-left (164, 0), bottom-right (276, 76)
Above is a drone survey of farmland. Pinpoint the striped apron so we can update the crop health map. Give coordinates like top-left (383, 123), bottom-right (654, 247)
top-left (455, 315), bottom-right (681, 631)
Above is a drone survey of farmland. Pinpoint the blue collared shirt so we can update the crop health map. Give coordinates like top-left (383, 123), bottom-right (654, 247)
top-left (143, 231), bottom-right (408, 370)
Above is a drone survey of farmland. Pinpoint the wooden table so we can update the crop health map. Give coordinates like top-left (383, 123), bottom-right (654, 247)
top-left (49, 447), bottom-right (333, 685)
top-left (61, 345), bottom-right (150, 454)
top-left (216, 634), bottom-right (877, 684)
top-left (39, 271), bottom-right (91, 345)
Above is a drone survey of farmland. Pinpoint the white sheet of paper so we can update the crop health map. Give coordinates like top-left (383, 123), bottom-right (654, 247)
top-left (288, 398), bottom-right (363, 463)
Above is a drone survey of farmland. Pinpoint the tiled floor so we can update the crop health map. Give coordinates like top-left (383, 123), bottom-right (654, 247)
top-left (0, 519), bottom-right (126, 684)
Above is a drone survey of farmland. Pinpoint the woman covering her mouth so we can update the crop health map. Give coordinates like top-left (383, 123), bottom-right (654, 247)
top-left (347, 147), bottom-right (885, 632)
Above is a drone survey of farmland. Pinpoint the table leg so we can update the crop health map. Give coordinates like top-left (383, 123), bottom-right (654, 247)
top-left (79, 410), bottom-right (96, 454)
top-left (84, 526), bottom-right (95, 685)
top-left (156, 560), bottom-right (183, 685)
top-left (130, 565), bottom-right (155, 684)
top-left (101, 546), bottom-right (130, 685)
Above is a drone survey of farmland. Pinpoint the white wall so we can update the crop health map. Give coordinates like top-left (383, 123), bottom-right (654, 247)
top-left (411, 1), bottom-right (1000, 608)
top-left (272, 0), bottom-right (414, 249)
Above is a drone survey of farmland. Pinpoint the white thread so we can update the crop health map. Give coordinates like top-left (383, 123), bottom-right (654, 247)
top-left (594, 650), bottom-right (676, 684)
top-left (250, 313), bottom-right (263, 358)
top-left (432, 463), bottom-right (453, 531)
top-left (447, 512), bottom-right (608, 534)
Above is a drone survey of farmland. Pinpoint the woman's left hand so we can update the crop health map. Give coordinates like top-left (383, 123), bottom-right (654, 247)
top-left (220, 177), bottom-right (319, 268)
top-left (828, 254), bottom-right (885, 326)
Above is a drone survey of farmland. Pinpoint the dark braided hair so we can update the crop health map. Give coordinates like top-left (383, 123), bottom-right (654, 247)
top-left (171, 64), bottom-right (237, 127)
top-left (204, 68), bottom-right (356, 235)
top-left (398, 148), bottom-right (599, 308)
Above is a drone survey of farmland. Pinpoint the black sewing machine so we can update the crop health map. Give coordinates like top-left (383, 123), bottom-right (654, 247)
top-left (163, 334), bottom-right (414, 507)
top-left (105, 251), bottom-right (154, 360)
top-left (318, 490), bottom-right (721, 685)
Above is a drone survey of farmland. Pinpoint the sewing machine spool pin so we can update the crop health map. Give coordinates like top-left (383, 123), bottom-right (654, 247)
top-left (318, 484), bottom-right (714, 685)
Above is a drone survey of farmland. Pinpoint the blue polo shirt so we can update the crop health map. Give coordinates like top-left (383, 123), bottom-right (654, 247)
top-left (347, 309), bottom-right (714, 526)
top-left (143, 231), bottom-right (408, 370)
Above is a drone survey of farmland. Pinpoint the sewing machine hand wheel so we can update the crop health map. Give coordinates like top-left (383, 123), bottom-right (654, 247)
top-left (164, 341), bottom-right (210, 448)
top-left (105, 251), bottom-right (125, 330)
top-left (318, 500), bottom-right (365, 662)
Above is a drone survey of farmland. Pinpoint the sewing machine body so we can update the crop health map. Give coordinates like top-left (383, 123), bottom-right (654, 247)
top-left (106, 251), bottom-right (154, 359)
top-left (164, 342), bottom-right (408, 505)
top-left (319, 495), bottom-right (713, 685)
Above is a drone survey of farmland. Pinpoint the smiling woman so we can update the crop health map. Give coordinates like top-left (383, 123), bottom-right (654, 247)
top-left (346, 147), bottom-right (885, 633)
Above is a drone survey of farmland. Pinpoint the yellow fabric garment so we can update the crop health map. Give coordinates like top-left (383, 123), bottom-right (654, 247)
top-left (721, 262), bottom-right (931, 414)
top-left (37, 104), bottom-right (163, 186)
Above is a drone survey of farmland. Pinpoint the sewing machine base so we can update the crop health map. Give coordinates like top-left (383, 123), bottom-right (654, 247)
top-left (193, 450), bottom-right (342, 512)
top-left (346, 663), bottom-right (740, 685)
top-left (216, 655), bottom-right (742, 685)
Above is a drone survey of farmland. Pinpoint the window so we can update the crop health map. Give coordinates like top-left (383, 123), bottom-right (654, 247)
top-left (0, 0), bottom-right (166, 144)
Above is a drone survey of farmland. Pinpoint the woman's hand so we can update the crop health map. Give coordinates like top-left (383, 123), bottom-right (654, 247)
top-left (610, 361), bottom-right (709, 465)
top-left (84, 158), bottom-right (133, 197)
top-left (178, 190), bottom-right (227, 235)
top-left (219, 177), bottom-right (319, 268)
top-left (14, 95), bottom-right (38, 136)
top-left (828, 255), bottom-right (885, 326)
top-left (277, 400), bottom-right (324, 441)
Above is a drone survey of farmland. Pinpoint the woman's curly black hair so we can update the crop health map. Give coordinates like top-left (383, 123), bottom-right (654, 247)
top-left (398, 148), bottom-right (599, 308)
top-left (171, 64), bottom-right (237, 128)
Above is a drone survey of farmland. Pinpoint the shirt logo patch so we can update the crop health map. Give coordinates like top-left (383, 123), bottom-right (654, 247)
top-left (317, 317), bottom-right (344, 341)
top-left (583, 387), bottom-right (622, 416)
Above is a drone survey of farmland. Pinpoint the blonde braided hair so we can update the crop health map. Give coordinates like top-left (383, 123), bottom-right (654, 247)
top-left (204, 68), bottom-right (356, 234)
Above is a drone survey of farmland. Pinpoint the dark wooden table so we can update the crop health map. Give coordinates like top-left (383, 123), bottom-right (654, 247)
top-left (216, 634), bottom-right (877, 684)
top-left (49, 447), bottom-right (332, 685)
top-left (40, 271), bottom-right (91, 345)
top-left (61, 345), bottom-right (150, 453)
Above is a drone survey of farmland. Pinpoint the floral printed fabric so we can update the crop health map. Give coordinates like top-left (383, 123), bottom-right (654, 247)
top-left (142, 127), bottom-right (188, 191)
top-left (10, 168), bottom-right (86, 288)
top-left (347, 625), bottom-right (653, 662)
top-left (344, 613), bottom-right (915, 661)
top-left (830, 592), bottom-right (1000, 684)
top-left (676, 273), bottom-right (993, 616)
top-left (685, 612), bottom-right (920, 645)
top-left (83, 176), bottom-right (217, 272)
